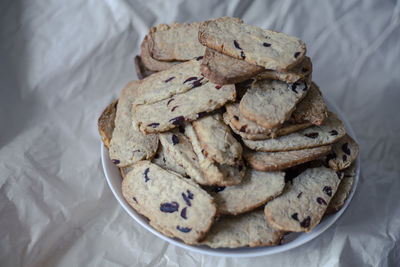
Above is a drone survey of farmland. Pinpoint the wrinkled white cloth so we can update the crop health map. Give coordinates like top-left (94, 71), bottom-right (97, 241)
top-left (1, 0), bottom-right (399, 266)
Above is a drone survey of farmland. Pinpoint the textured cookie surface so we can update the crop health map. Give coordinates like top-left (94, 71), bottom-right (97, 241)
top-left (239, 79), bottom-right (309, 129)
top-left (148, 22), bottom-right (205, 61)
top-left (290, 82), bottom-right (327, 126)
top-left (264, 166), bottom-right (340, 233)
top-left (243, 112), bottom-right (346, 152)
top-left (135, 55), bottom-right (157, 80)
top-left (199, 17), bottom-right (306, 71)
top-left (108, 81), bottom-right (158, 167)
top-left (199, 210), bottom-right (284, 248)
top-left (326, 164), bottom-right (356, 214)
top-left (135, 59), bottom-right (206, 106)
top-left (98, 99), bottom-right (118, 149)
top-left (327, 134), bottom-right (359, 171)
top-left (243, 146), bottom-right (332, 172)
top-left (122, 161), bottom-right (216, 244)
top-left (151, 141), bottom-right (187, 177)
top-left (209, 169), bottom-right (285, 215)
top-left (140, 36), bottom-right (180, 71)
top-left (185, 124), bottom-right (244, 186)
top-left (159, 129), bottom-right (208, 185)
top-left (135, 82), bottom-right (236, 133)
top-left (193, 113), bottom-right (242, 166)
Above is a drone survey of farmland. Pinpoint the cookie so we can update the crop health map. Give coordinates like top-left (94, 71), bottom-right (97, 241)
top-left (208, 168), bottom-right (285, 215)
top-left (243, 112), bottom-right (346, 152)
top-left (239, 79), bottom-right (309, 130)
top-left (326, 134), bottom-right (359, 171)
top-left (199, 17), bottom-right (306, 71)
top-left (147, 22), bottom-right (205, 61)
top-left (201, 47), bottom-right (312, 85)
top-left (135, 58), bottom-right (206, 106)
top-left (185, 124), bottom-right (244, 186)
top-left (223, 109), bottom-right (312, 140)
top-left (159, 129), bottom-right (208, 185)
top-left (140, 36), bottom-right (180, 71)
top-left (135, 82), bottom-right (236, 133)
top-left (326, 164), bottom-right (356, 214)
top-left (134, 55), bottom-right (156, 80)
top-left (98, 99), bottom-right (118, 149)
top-left (264, 166), bottom-right (341, 233)
top-left (192, 113), bottom-right (242, 166)
top-left (199, 210), bottom-right (284, 248)
top-left (243, 146), bottom-right (332, 172)
top-left (151, 141), bottom-right (187, 177)
top-left (290, 82), bottom-right (327, 126)
top-left (122, 161), bottom-right (217, 244)
top-left (108, 81), bottom-right (159, 167)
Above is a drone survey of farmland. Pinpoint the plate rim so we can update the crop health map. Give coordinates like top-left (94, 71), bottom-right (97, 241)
top-left (100, 97), bottom-right (360, 257)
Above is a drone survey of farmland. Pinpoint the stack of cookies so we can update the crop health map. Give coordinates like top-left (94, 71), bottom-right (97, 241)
top-left (98, 17), bottom-right (359, 248)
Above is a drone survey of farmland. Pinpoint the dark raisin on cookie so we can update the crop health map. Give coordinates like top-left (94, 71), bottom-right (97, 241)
top-left (170, 116), bottom-right (185, 126)
top-left (263, 42), bottom-right (271, 47)
top-left (241, 51), bottom-right (246, 59)
top-left (317, 197), bottom-right (327, 205)
top-left (183, 77), bottom-right (198, 84)
top-left (180, 207), bottom-right (187, 219)
top-left (294, 52), bottom-right (301, 58)
top-left (342, 143), bottom-right (351, 155)
top-left (172, 134), bottom-right (179, 145)
top-left (182, 192), bottom-right (192, 206)
top-left (171, 106), bottom-right (178, 112)
top-left (305, 132), bottom-right (319, 139)
top-left (178, 126), bottom-right (185, 134)
top-left (164, 76), bottom-right (175, 83)
top-left (167, 98), bottom-right (174, 106)
top-left (160, 202), bottom-right (179, 213)
top-left (133, 197), bottom-right (138, 203)
top-left (300, 216), bottom-right (311, 228)
top-left (176, 226), bottom-right (191, 233)
top-left (233, 115), bottom-right (239, 121)
top-left (144, 167), bottom-right (150, 182)
top-left (291, 213), bottom-right (299, 221)
top-left (323, 186), bottom-right (332, 197)
top-left (186, 190), bottom-right (194, 199)
top-left (215, 85), bottom-right (221, 89)
top-left (148, 123), bottom-right (160, 128)
top-left (326, 152), bottom-right (337, 164)
top-left (291, 83), bottom-right (298, 93)
top-left (297, 192), bottom-right (303, 198)
top-left (112, 159), bottom-right (120, 164)
top-left (329, 130), bottom-right (338, 136)
top-left (233, 40), bottom-right (242, 50)
top-left (239, 125), bottom-right (248, 132)
top-left (196, 56), bottom-right (203, 61)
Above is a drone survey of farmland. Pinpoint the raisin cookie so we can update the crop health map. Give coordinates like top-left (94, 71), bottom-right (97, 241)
top-left (264, 166), bottom-right (340, 233)
top-left (122, 161), bottom-right (216, 244)
top-left (199, 17), bottom-right (306, 71)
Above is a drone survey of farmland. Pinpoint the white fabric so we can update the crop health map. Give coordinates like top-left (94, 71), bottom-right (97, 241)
top-left (1, 0), bottom-right (400, 266)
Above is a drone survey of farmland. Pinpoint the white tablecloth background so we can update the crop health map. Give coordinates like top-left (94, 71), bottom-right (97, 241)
top-left (1, 0), bottom-right (399, 266)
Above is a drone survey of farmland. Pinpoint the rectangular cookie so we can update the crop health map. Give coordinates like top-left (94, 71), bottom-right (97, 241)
top-left (108, 81), bottom-right (159, 167)
top-left (239, 79), bottom-right (309, 130)
top-left (147, 22), bottom-right (205, 61)
top-left (199, 17), bottom-right (306, 71)
top-left (326, 134), bottom-right (359, 171)
top-left (122, 161), bottom-right (217, 244)
top-left (243, 146), bottom-right (332, 172)
top-left (243, 112), bottom-right (346, 152)
top-left (192, 113), bottom-right (242, 166)
top-left (207, 168), bottom-right (285, 215)
top-left (135, 82), bottom-right (236, 133)
top-left (264, 166), bottom-right (341, 233)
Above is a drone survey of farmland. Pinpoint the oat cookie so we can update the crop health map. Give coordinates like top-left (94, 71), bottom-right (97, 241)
top-left (148, 22), bottom-right (205, 61)
top-left (243, 112), bottom-right (346, 152)
top-left (98, 99), bottom-right (118, 149)
top-left (243, 146), bottom-right (332, 172)
top-left (135, 82), bottom-right (236, 133)
top-left (135, 59), bottom-right (207, 106)
top-left (151, 142), bottom-right (187, 177)
top-left (264, 166), bottom-right (341, 233)
top-left (208, 168), bottom-right (285, 215)
top-left (140, 36), bottom-right (180, 71)
top-left (134, 55), bottom-right (156, 80)
top-left (108, 81), bottom-right (159, 167)
top-left (185, 124), bottom-right (244, 186)
top-left (326, 164), bottom-right (356, 214)
top-left (122, 161), bottom-right (216, 244)
top-left (159, 129), bottom-right (208, 185)
top-left (192, 113), bottom-right (242, 166)
top-left (290, 82), bottom-right (327, 126)
top-left (199, 17), bottom-right (306, 71)
top-left (239, 79), bottom-right (309, 130)
top-left (326, 134), bottom-right (359, 171)
top-left (199, 210), bottom-right (284, 248)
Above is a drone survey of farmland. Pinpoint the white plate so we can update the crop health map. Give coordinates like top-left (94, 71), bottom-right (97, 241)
top-left (100, 98), bottom-right (360, 257)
